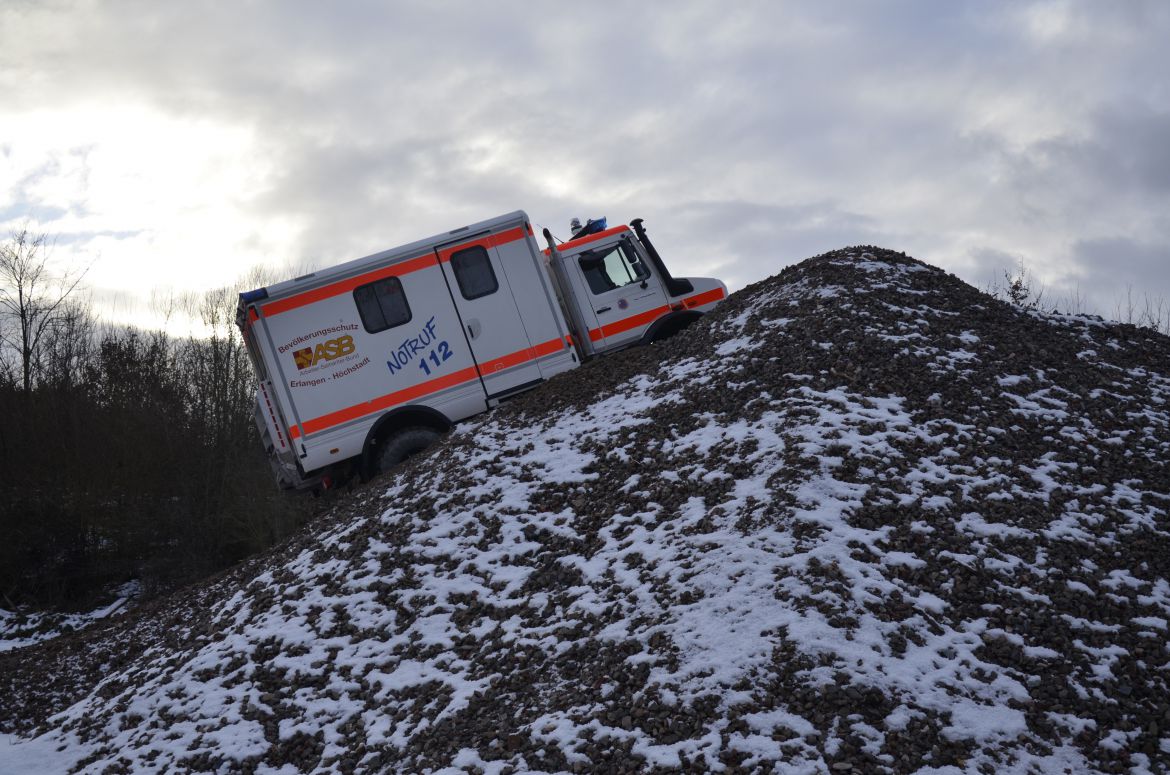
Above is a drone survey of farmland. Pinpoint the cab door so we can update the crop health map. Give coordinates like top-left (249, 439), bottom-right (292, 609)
top-left (569, 236), bottom-right (669, 352)
top-left (436, 228), bottom-right (543, 399)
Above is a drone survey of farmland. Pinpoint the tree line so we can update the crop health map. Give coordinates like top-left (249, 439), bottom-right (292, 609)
top-left (988, 259), bottom-right (1170, 334)
top-left (0, 230), bottom-right (316, 610)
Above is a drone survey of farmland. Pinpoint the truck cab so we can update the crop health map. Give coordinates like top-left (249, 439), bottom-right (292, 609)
top-left (543, 218), bottom-right (727, 357)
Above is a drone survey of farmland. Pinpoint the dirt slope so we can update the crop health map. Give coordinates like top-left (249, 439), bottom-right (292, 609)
top-left (2, 248), bottom-right (1168, 774)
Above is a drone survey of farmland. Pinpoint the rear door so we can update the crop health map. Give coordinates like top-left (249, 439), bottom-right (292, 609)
top-left (569, 236), bottom-right (669, 351)
top-left (260, 255), bottom-right (485, 458)
top-left (436, 226), bottom-right (543, 398)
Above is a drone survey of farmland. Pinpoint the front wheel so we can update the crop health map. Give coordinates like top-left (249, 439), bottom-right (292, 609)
top-left (646, 312), bottom-right (702, 344)
top-left (375, 426), bottom-right (442, 475)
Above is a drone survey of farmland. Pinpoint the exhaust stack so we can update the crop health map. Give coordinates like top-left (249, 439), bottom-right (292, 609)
top-left (630, 218), bottom-right (693, 297)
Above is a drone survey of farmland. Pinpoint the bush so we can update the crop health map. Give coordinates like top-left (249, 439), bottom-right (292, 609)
top-left (0, 306), bottom-right (317, 611)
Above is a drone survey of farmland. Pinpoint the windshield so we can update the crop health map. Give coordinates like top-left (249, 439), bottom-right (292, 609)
top-left (578, 242), bottom-right (649, 295)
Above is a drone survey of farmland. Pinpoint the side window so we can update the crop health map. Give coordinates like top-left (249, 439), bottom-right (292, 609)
top-left (353, 276), bottom-right (411, 333)
top-left (579, 243), bottom-right (648, 295)
top-left (451, 246), bottom-right (499, 300)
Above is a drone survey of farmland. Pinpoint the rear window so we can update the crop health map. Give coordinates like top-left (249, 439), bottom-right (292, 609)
top-left (353, 277), bottom-right (412, 333)
top-left (451, 246), bottom-right (499, 300)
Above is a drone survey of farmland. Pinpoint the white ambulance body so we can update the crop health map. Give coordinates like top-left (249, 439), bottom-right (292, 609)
top-left (237, 210), bottom-right (726, 490)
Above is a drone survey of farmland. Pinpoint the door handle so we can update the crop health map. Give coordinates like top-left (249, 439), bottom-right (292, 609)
top-left (466, 319), bottom-right (482, 339)
top-left (596, 306), bottom-right (612, 313)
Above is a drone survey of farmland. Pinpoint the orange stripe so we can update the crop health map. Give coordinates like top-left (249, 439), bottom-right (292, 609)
top-left (587, 287), bottom-right (727, 342)
top-left (479, 347), bottom-right (535, 374)
top-left (299, 365), bottom-right (480, 436)
top-left (264, 227), bottom-right (530, 318)
top-left (588, 305), bottom-right (670, 342)
top-left (477, 335), bottom-right (565, 374)
top-left (682, 287), bottom-right (727, 308)
top-left (527, 336), bottom-right (567, 362)
top-left (292, 335), bottom-right (567, 438)
top-left (542, 225), bottom-right (631, 255)
top-left (436, 227), bottom-right (527, 263)
top-left (263, 254), bottom-right (436, 317)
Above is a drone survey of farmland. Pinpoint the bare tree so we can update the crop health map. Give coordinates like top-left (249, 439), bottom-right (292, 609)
top-left (1056, 284), bottom-right (1088, 317)
top-left (1115, 285), bottom-right (1137, 327)
top-left (0, 229), bottom-right (90, 392)
top-left (1139, 296), bottom-right (1170, 335)
top-left (1112, 285), bottom-right (1170, 335)
top-left (988, 260), bottom-right (1053, 313)
top-left (41, 298), bottom-right (97, 391)
top-left (993, 269), bottom-right (1168, 334)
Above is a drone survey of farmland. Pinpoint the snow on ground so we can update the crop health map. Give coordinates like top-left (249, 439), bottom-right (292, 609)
top-left (0, 731), bottom-right (86, 773)
top-left (1, 248), bottom-right (1167, 773)
top-left (0, 581), bottom-right (141, 653)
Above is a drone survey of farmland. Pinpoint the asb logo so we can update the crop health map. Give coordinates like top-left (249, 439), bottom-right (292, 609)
top-left (294, 335), bottom-right (356, 370)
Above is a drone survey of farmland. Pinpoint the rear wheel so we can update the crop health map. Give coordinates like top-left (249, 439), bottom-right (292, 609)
top-left (375, 426), bottom-right (442, 475)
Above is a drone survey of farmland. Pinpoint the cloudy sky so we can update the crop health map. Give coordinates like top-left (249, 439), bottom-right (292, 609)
top-left (2, 0), bottom-right (1168, 331)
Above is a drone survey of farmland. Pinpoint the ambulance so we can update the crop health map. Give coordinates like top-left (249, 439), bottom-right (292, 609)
top-left (236, 211), bottom-right (726, 491)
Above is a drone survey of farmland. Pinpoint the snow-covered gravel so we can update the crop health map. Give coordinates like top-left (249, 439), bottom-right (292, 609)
top-left (1, 248), bottom-right (1168, 773)
top-left (0, 582), bottom-right (141, 653)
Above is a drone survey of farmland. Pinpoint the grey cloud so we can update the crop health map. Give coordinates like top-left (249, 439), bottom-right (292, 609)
top-left (0, 203), bottom-right (68, 224)
top-left (955, 98), bottom-right (1170, 317)
top-left (3, 1), bottom-right (1170, 324)
top-left (664, 200), bottom-right (889, 288)
top-left (1035, 106), bottom-right (1170, 196)
top-left (1068, 237), bottom-right (1170, 310)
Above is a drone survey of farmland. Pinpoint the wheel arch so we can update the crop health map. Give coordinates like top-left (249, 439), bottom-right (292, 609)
top-left (360, 404), bottom-right (453, 477)
top-left (640, 310), bottom-right (704, 345)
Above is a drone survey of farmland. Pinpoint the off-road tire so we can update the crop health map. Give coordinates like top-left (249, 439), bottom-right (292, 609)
top-left (648, 315), bottom-right (698, 344)
top-left (375, 426), bottom-right (442, 475)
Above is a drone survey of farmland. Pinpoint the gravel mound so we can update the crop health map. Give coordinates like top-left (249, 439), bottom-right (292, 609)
top-left (2, 248), bottom-right (1168, 774)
